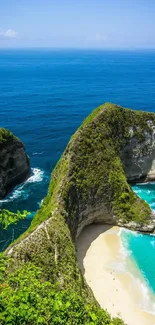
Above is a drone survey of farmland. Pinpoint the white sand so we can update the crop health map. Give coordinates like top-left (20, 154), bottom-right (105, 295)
top-left (76, 225), bottom-right (155, 325)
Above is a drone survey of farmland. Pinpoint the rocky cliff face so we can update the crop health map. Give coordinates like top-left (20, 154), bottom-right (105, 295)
top-left (5, 103), bottom-right (155, 325)
top-left (5, 103), bottom-right (155, 291)
top-left (5, 103), bottom-right (155, 286)
top-left (121, 121), bottom-right (155, 183)
top-left (0, 128), bottom-right (30, 198)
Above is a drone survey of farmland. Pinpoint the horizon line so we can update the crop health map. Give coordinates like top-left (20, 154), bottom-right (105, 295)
top-left (1, 46), bottom-right (155, 51)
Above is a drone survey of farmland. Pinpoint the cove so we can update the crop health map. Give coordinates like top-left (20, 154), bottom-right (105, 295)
top-left (121, 183), bottom-right (155, 298)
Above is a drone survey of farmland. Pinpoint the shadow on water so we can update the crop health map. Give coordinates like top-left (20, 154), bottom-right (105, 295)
top-left (76, 224), bottom-right (112, 275)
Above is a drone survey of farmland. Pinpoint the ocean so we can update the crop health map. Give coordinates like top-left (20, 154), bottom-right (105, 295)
top-left (1, 49), bottom-right (155, 310)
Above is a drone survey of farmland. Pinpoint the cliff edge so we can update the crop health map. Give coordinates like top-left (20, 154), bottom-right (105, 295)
top-left (0, 128), bottom-right (30, 198)
top-left (6, 103), bottom-right (155, 283)
top-left (3, 103), bottom-right (155, 324)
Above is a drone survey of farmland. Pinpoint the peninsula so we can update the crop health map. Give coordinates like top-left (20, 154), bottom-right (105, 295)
top-left (1, 103), bottom-right (155, 324)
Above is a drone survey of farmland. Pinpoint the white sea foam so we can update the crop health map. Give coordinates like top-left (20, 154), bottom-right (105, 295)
top-left (135, 181), bottom-right (155, 185)
top-left (132, 273), bottom-right (155, 315)
top-left (150, 239), bottom-right (155, 248)
top-left (26, 168), bottom-right (44, 184)
top-left (150, 203), bottom-right (155, 209)
top-left (118, 228), bottom-right (155, 315)
top-left (0, 168), bottom-right (44, 204)
top-left (0, 185), bottom-right (26, 203)
top-left (119, 227), bottom-right (142, 238)
top-left (106, 228), bottom-right (132, 273)
top-left (134, 189), bottom-right (142, 194)
top-left (32, 152), bottom-right (44, 156)
top-left (126, 183), bottom-right (155, 314)
top-left (38, 199), bottom-right (44, 207)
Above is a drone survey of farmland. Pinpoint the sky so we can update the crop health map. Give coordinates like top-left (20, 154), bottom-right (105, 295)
top-left (0, 0), bottom-right (155, 49)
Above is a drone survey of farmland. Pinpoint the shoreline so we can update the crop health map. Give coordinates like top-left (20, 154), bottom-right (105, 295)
top-left (76, 224), bottom-right (155, 325)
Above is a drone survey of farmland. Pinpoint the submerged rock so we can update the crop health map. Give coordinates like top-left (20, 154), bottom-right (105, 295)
top-left (0, 128), bottom-right (30, 198)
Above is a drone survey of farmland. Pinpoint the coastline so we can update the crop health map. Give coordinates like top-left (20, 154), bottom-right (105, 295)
top-left (76, 225), bottom-right (155, 325)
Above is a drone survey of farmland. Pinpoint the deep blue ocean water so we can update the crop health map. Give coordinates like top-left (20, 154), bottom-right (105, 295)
top-left (1, 49), bottom-right (155, 305)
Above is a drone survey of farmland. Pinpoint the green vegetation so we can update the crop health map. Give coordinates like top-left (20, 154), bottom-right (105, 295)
top-left (0, 129), bottom-right (18, 146)
top-left (0, 257), bottom-right (125, 325)
top-left (108, 157), bottom-right (151, 223)
top-left (0, 209), bottom-right (30, 229)
top-left (2, 103), bottom-right (155, 325)
top-left (10, 103), bottom-right (154, 247)
top-left (62, 103), bottom-right (153, 226)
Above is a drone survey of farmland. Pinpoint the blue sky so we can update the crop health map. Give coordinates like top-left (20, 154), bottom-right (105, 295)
top-left (0, 0), bottom-right (155, 49)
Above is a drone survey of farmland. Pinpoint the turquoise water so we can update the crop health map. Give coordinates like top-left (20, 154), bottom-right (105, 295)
top-left (132, 183), bottom-right (155, 211)
top-left (1, 50), bottom-right (155, 305)
top-left (120, 184), bottom-right (155, 307)
top-left (2, 49), bottom-right (155, 251)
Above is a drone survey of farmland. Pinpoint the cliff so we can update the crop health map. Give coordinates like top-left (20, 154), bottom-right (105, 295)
top-left (2, 103), bottom-right (155, 324)
top-left (6, 102), bottom-right (155, 280)
top-left (0, 128), bottom-right (30, 198)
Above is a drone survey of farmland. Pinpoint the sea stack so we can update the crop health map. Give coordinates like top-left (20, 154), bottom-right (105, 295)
top-left (0, 128), bottom-right (30, 198)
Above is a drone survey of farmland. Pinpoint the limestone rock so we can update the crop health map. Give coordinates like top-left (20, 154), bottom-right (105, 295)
top-left (0, 128), bottom-right (30, 198)
top-left (6, 103), bottom-right (155, 290)
top-left (121, 122), bottom-right (155, 183)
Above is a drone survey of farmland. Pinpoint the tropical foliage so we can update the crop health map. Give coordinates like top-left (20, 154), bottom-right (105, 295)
top-left (0, 209), bottom-right (29, 229)
top-left (0, 260), bottom-right (125, 325)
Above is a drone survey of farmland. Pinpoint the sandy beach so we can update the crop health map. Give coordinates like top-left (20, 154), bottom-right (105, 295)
top-left (76, 225), bottom-right (155, 325)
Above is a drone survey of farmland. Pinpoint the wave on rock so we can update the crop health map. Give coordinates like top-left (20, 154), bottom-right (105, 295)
top-left (0, 168), bottom-right (45, 204)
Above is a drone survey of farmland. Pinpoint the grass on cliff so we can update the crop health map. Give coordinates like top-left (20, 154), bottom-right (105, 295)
top-left (6, 103), bottom-right (154, 295)
top-left (0, 129), bottom-right (18, 146)
top-left (8, 103), bottom-right (153, 250)
top-left (62, 103), bottom-right (152, 228)
top-left (3, 102), bottom-right (154, 325)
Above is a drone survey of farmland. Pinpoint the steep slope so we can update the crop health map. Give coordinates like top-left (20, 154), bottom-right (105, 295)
top-left (0, 128), bottom-right (30, 198)
top-left (3, 103), bottom-right (155, 324)
top-left (7, 103), bottom-right (155, 277)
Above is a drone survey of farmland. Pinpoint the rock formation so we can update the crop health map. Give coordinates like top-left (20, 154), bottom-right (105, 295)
top-left (0, 128), bottom-right (30, 198)
top-left (3, 103), bottom-right (155, 324)
top-left (6, 103), bottom-right (155, 286)
top-left (121, 120), bottom-right (155, 183)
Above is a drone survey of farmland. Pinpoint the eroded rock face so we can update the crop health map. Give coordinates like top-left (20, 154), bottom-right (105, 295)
top-left (6, 104), bottom-right (155, 280)
top-left (0, 130), bottom-right (30, 198)
top-left (121, 122), bottom-right (155, 183)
